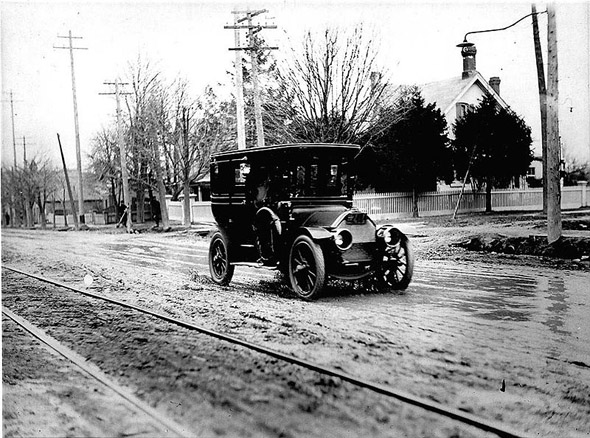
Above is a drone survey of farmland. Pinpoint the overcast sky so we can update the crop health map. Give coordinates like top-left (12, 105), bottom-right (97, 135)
top-left (2, 1), bottom-right (589, 170)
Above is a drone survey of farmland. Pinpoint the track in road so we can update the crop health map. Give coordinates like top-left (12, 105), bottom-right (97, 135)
top-left (2, 307), bottom-right (189, 438)
top-left (3, 264), bottom-right (527, 438)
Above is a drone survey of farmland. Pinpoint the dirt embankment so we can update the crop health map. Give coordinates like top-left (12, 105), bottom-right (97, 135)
top-left (396, 210), bottom-right (590, 270)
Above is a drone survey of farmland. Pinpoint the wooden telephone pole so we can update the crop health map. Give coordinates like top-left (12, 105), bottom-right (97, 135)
top-left (225, 9), bottom-right (277, 148)
top-left (57, 133), bottom-right (79, 231)
top-left (9, 91), bottom-right (18, 169)
top-left (100, 80), bottom-right (133, 232)
top-left (546, 3), bottom-right (562, 243)
top-left (531, 4), bottom-right (548, 214)
top-left (54, 31), bottom-right (88, 228)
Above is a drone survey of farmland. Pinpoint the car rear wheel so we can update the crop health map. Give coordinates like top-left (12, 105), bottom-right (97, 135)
top-left (379, 234), bottom-right (414, 290)
top-left (209, 231), bottom-right (235, 285)
top-left (288, 235), bottom-right (326, 300)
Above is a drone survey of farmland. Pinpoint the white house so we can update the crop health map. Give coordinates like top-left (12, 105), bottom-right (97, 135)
top-left (420, 43), bottom-right (509, 139)
top-left (418, 43), bottom-right (532, 189)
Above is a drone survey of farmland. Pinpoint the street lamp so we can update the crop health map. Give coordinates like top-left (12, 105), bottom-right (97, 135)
top-left (456, 10), bottom-right (546, 48)
top-left (455, 7), bottom-right (562, 243)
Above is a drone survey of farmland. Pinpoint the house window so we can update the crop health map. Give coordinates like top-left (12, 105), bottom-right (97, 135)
top-left (456, 102), bottom-right (474, 119)
top-left (527, 166), bottom-right (536, 177)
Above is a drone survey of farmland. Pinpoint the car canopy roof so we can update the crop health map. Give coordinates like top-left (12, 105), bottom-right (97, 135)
top-left (212, 143), bottom-right (360, 163)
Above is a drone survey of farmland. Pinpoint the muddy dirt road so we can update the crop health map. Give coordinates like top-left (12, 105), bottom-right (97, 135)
top-left (2, 227), bottom-right (589, 437)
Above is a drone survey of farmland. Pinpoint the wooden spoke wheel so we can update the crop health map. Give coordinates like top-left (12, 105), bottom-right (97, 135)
top-left (209, 231), bottom-right (235, 285)
top-left (288, 235), bottom-right (326, 300)
top-left (379, 234), bottom-right (414, 290)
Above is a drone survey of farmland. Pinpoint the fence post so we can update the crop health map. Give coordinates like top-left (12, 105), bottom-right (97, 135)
top-left (189, 194), bottom-right (198, 224)
top-left (578, 181), bottom-right (588, 207)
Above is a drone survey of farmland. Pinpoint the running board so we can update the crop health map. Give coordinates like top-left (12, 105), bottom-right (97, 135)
top-left (232, 262), bottom-right (279, 270)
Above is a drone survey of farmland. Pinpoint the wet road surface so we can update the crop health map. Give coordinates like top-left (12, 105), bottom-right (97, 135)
top-left (2, 228), bottom-right (589, 436)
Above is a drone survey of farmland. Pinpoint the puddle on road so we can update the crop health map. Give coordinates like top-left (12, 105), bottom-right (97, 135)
top-left (416, 261), bottom-right (590, 357)
top-left (101, 242), bottom-right (205, 273)
top-left (104, 242), bottom-right (203, 260)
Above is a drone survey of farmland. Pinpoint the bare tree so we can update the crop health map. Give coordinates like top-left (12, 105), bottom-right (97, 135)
top-left (32, 157), bottom-right (59, 229)
top-left (1, 166), bottom-right (20, 227)
top-left (125, 55), bottom-right (162, 224)
top-left (89, 127), bottom-right (121, 216)
top-left (268, 26), bottom-right (403, 145)
top-left (145, 84), bottom-right (173, 230)
top-left (173, 87), bottom-right (235, 225)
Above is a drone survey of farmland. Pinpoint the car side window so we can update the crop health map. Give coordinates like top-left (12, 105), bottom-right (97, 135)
top-left (294, 165), bottom-right (306, 197)
top-left (309, 164), bottom-right (319, 195)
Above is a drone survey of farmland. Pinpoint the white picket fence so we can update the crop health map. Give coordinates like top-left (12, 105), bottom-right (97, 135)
top-left (354, 183), bottom-right (589, 220)
top-left (167, 197), bottom-right (214, 223)
top-left (167, 182), bottom-right (589, 224)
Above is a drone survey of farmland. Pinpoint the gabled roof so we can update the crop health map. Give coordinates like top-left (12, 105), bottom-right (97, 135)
top-left (420, 71), bottom-right (509, 116)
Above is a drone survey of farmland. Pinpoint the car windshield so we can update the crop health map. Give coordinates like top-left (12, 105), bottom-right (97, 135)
top-left (290, 160), bottom-right (348, 197)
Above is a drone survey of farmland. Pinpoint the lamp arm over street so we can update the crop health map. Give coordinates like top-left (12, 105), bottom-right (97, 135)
top-left (458, 10), bottom-right (547, 46)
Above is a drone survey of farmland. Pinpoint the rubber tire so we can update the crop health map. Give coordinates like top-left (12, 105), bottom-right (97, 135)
top-left (288, 235), bottom-right (326, 300)
top-left (379, 234), bottom-right (414, 291)
top-left (209, 231), bottom-right (235, 286)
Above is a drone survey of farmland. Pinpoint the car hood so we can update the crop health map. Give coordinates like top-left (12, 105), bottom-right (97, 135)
top-left (292, 206), bottom-right (349, 228)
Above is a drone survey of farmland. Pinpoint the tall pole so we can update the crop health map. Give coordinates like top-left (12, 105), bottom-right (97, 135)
top-left (225, 10), bottom-right (277, 148)
top-left (182, 107), bottom-right (191, 226)
top-left (531, 4), bottom-right (548, 214)
top-left (8, 91), bottom-right (18, 226)
top-left (234, 15), bottom-right (246, 150)
top-left (55, 31), bottom-right (87, 227)
top-left (100, 80), bottom-right (133, 232)
top-left (10, 91), bottom-right (17, 169)
top-left (116, 79), bottom-right (132, 232)
top-left (247, 13), bottom-right (265, 148)
top-left (546, 3), bottom-right (562, 243)
top-left (69, 30), bottom-right (84, 226)
top-left (57, 133), bottom-right (79, 230)
top-left (588, 2), bottom-right (590, 162)
top-left (22, 136), bottom-right (27, 164)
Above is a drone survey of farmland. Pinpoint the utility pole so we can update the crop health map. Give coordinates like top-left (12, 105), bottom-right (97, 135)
top-left (225, 10), bottom-right (277, 148)
top-left (100, 79), bottom-right (133, 232)
top-left (229, 15), bottom-right (246, 150)
top-left (248, 12), bottom-right (265, 148)
top-left (2, 90), bottom-right (21, 227)
top-left (22, 136), bottom-right (29, 164)
top-left (182, 107), bottom-right (191, 226)
top-left (531, 4), bottom-right (548, 214)
top-left (546, 3), bottom-right (562, 243)
top-left (9, 91), bottom-right (17, 168)
top-left (54, 31), bottom-right (88, 228)
top-left (21, 135), bottom-right (37, 228)
top-left (57, 133), bottom-right (79, 231)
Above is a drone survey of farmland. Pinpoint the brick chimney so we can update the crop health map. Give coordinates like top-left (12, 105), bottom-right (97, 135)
top-left (461, 45), bottom-right (477, 79)
top-left (489, 76), bottom-right (501, 95)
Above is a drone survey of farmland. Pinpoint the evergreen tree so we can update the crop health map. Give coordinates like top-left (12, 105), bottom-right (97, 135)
top-left (361, 88), bottom-right (452, 217)
top-left (452, 94), bottom-right (533, 212)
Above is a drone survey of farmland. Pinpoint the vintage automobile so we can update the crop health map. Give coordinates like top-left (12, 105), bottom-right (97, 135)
top-left (208, 143), bottom-right (413, 299)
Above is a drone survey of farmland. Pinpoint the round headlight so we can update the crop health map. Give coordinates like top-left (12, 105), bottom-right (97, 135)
top-left (383, 229), bottom-right (392, 244)
top-left (381, 227), bottom-right (400, 246)
top-left (334, 229), bottom-right (353, 250)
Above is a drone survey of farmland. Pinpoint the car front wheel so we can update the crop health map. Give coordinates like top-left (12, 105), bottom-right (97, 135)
top-left (288, 235), bottom-right (326, 300)
top-left (379, 234), bottom-right (414, 290)
top-left (209, 231), bottom-right (235, 285)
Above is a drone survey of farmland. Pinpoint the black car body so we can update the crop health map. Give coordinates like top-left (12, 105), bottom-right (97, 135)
top-left (208, 143), bottom-right (413, 299)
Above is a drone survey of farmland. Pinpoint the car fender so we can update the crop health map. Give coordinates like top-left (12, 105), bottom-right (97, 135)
top-left (299, 226), bottom-right (333, 241)
top-left (256, 207), bottom-right (282, 235)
